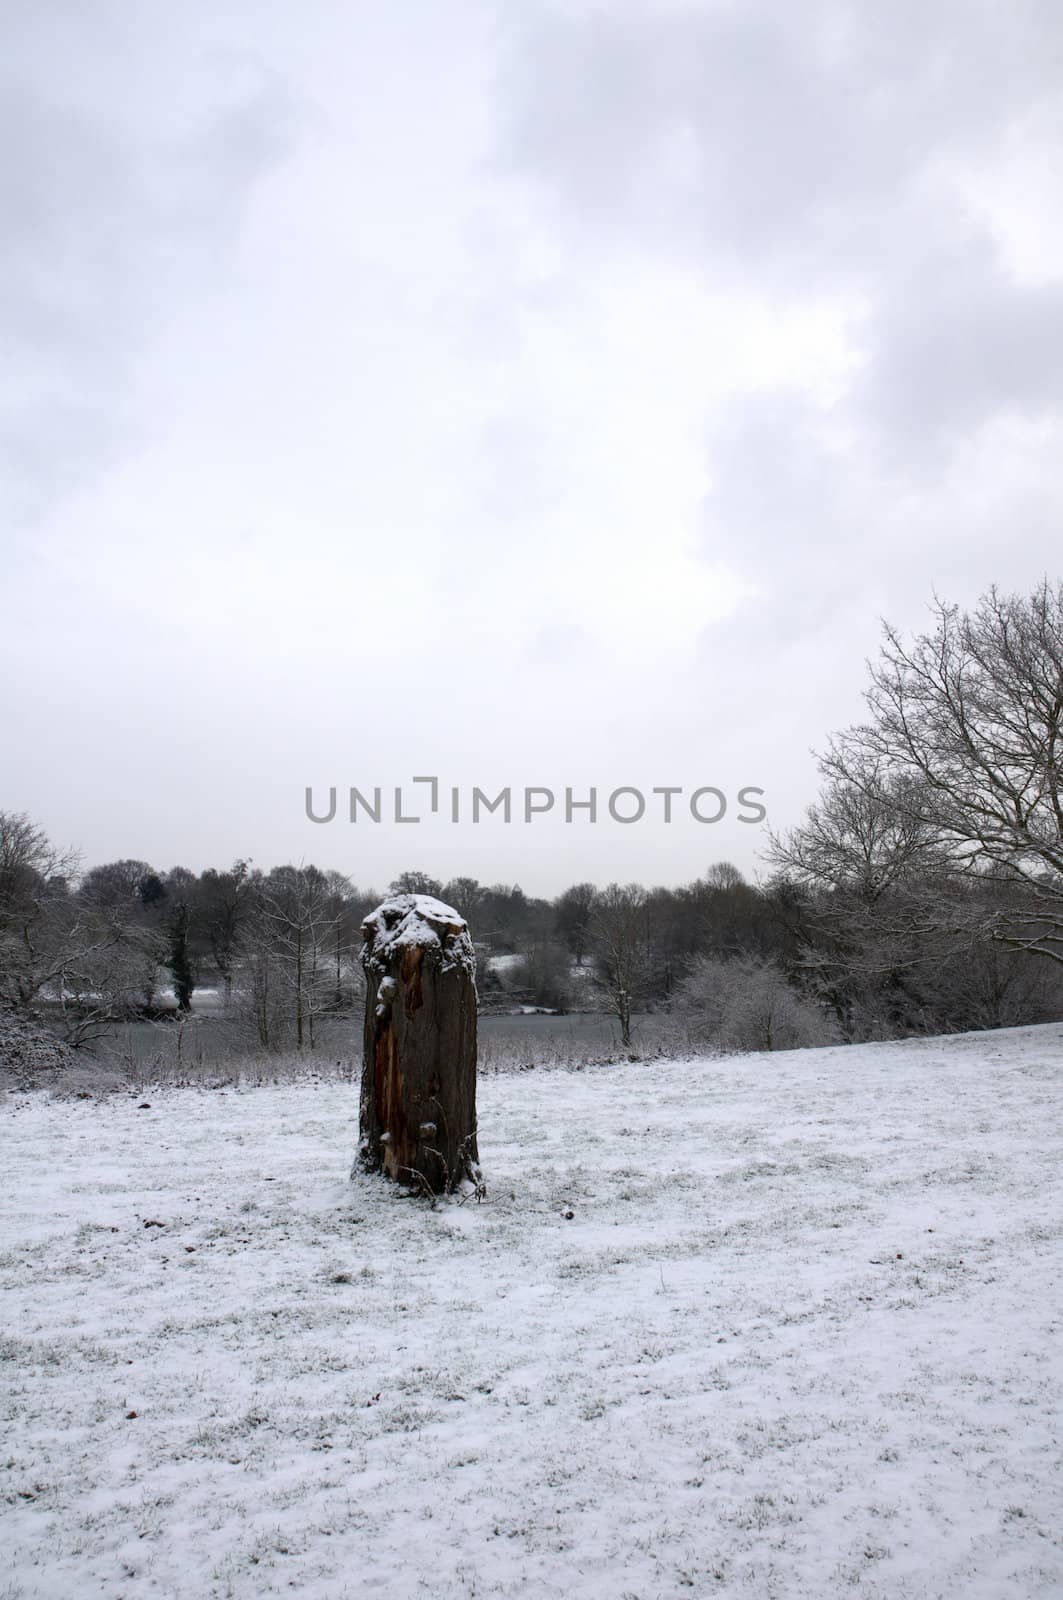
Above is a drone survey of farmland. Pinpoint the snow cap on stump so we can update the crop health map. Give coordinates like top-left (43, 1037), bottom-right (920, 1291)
top-left (361, 894), bottom-right (475, 979)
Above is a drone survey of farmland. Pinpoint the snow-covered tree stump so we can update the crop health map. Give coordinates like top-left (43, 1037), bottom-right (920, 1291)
top-left (356, 893), bottom-right (483, 1198)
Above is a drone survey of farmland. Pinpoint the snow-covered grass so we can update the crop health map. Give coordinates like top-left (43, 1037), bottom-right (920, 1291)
top-left (476, 1025), bottom-right (640, 1074)
top-left (2, 1025), bottom-right (1062, 1599)
top-left (77, 1018), bottom-right (646, 1086)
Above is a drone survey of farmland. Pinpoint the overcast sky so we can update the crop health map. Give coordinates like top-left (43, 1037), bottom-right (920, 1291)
top-left (3, 0), bottom-right (1062, 897)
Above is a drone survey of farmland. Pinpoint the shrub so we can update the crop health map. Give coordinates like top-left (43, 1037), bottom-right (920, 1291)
top-left (672, 954), bottom-right (838, 1053)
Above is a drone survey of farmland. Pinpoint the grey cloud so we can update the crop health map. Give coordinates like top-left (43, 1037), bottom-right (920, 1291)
top-left (0, 53), bottom-right (304, 530)
top-left (3, 0), bottom-right (1062, 890)
top-left (497, 2), bottom-right (1063, 471)
top-left (498, 1), bottom-right (1061, 278)
top-left (525, 622), bottom-right (594, 667)
top-left (701, 391), bottom-right (861, 656)
top-left (707, 393), bottom-right (848, 560)
top-left (698, 360), bottom-right (1063, 685)
top-left (856, 240), bottom-right (1063, 463)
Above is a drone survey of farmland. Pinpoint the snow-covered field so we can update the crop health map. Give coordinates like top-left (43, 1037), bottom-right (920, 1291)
top-left (2, 1026), bottom-right (1062, 1599)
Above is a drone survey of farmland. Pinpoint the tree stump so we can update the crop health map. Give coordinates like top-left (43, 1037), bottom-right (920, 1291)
top-left (355, 893), bottom-right (483, 1197)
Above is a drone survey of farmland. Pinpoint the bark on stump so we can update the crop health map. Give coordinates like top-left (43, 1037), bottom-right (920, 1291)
top-left (355, 893), bottom-right (482, 1197)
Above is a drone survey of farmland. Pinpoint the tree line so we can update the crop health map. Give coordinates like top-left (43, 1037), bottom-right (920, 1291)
top-left (3, 580), bottom-right (1062, 1055)
top-left (0, 830), bottom-right (789, 1050)
top-left (2, 828), bottom-right (1060, 1056)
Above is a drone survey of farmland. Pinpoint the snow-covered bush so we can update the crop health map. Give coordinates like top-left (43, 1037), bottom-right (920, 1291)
top-left (0, 1007), bottom-right (77, 1087)
top-left (672, 954), bottom-right (839, 1054)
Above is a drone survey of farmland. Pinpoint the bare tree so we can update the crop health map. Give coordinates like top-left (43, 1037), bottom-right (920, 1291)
top-left (197, 860), bottom-right (253, 1006)
top-left (819, 581), bottom-right (1063, 965)
top-left (0, 813), bottom-right (173, 1045)
top-left (555, 882), bottom-right (597, 967)
top-left (324, 869), bottom-right (364, 1010)
top-left (253, 865), bottom-right (342, 1049)
top-left (703, 862), bottom-right (745, 892)
top-left (0, 811), bottom-right (80, 1011)
top-left (389, 869), bottom-right (443, 897)
top-left (49, 924), bottom-right (163, 1046)
top-left (769, 764), bottom-right (945, 907)
top-left (77, 858), bottom-right (169, 1008)
top-left (442, 877), bottom-right (485, 919)
top-left (589, 883), bottom-right (655, 1049)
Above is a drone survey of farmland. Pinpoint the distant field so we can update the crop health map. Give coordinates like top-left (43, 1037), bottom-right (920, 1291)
top-left (3, 1024), bottom-right (1062, 1597)
top-left (90, 1007), bottom-right (666, 1075)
